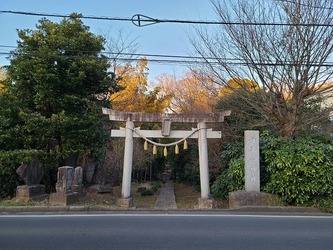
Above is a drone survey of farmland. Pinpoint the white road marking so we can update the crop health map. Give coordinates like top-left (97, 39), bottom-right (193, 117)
top-left (1, 213), bottom-right (332, 219)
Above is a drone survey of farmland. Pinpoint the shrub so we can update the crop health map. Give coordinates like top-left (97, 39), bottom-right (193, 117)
top-left (211, 157), bottom-right (245, 199)
top-left (211, 132), bottom-right (333, 207)
top-left (141, 181), bottom-right (162, 196)
top-left (313, 197), bottom-right (333, 213)
top-left (262, 133), bottom-right (333, 205)
top-left (141, 189), bottom-right (154, 196)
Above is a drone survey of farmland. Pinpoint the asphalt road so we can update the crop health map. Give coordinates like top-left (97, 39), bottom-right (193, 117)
top-left (1, 213), bottom-right (332, 250)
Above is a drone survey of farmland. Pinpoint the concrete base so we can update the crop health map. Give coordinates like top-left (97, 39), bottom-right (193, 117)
top-left (198, 198), bottom-right (213, 209)
top-left (16, 185), bottom-right (47, 202)
top-left (49, 192), bottom-right (81, 206)
top-left (229, 190), bottom-right (285, 208)
top-left (116, 197), bottom-right (133, 208)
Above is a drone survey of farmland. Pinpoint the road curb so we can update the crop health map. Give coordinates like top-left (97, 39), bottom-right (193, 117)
top-left (229, 205), bottom-right (322, 213)
top-left (0, 205), bottom-right (330, 215)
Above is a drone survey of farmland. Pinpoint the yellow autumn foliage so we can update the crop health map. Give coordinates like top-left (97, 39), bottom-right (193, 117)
top-left (219, 78), bottom-right (258, 97)
top-left (0, 67), bottom-right (6, 92)
top-left (110, 58), bottom-right (170, 113)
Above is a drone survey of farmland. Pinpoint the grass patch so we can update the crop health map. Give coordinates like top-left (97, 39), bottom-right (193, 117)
top-left (132, 182), bottom-right (160, 208)
top-left (174, 182), bottom-right (200, 209)
top-left (75, 182), bottom-right (160, 208)
top-left (174, 182), bottom-right (230, 209)
top-left (0, 200), bottom-right (43, 206)
top-left (75, 189), bottom-right (118, 207)
top-left (0, 182), bottom-right (160, 209)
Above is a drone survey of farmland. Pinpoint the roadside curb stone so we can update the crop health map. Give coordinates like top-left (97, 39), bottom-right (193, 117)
top-left (0, 205), bottom-right (329, 215)
top-left (229, 206), bottom-right (322, 213)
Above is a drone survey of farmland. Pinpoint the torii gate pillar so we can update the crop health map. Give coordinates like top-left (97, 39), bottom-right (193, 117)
top-left (122, 120), bottom-right (134, 198)
top-left (116, 120), bottom-right (134, 208)
top-left (198, 122), bottom-right (214, 208)
top-left (198, 122), bottom-right (209, 197)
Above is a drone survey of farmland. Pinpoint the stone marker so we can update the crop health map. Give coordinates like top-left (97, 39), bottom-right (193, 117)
top-left (49, 166), bottom-right (80, 205)
top-left (244, 130), bottom-right (260, 192)
top-left (84, 162), bottom-right (96, 183)
top-left (73, 166), bottom-right (83, 193)
top-left (15, 159), bottom-right (47, 202)
top-left (228, 131), bottom-right (262, 208)
top-left (16, 159), bottom-right (44, 185)
top-left (55, 166), bottom-right (74, 194)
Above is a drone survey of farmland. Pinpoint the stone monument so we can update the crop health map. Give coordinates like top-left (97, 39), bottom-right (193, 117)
top-left (55, 166), bottom-right (74, 194)
top-left (73, 166), bottom-right (83, 194)
top-left (229, 130), bottom-right (263, 208)
top-left (49, 166), bottom-right (81, 205)
top-left (16, 159), bottom-right (47, 202)
top-left (244, 130), bottom-right (260, 192)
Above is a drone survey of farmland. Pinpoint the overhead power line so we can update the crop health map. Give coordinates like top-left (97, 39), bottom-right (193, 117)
top-left (1, 10), bottom-right (332, 28)
top-left (1, 50), bottom-right (333, 68)
top-left (131, 14), bottom-right (333, 27)
top-left (0, 46), bottom-right (213, 61)
top-left (1, 44), bottom-right (333, 65)
top-left (0, 10), bottom-right (131, 22)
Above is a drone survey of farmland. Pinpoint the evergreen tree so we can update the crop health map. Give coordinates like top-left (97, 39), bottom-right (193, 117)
top-left (0, 14), bottom-right (118, 196)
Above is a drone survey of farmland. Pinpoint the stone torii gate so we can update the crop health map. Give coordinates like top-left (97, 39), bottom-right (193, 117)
top-left (102, 108), bottom-right (231, 208)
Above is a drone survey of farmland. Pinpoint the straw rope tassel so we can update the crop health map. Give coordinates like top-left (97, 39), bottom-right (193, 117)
top-left (144, 140), bottom-right (148, 151)
top-left (183, 139), bottom-right (188, 150)
top-left (175, 144), bottom-right (179, 154)
top-left (153, 145), bottom-right (157, 155)
top-left (164, 147), bottom-right (167, 157)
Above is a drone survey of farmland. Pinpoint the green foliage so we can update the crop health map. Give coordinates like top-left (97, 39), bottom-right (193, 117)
top-left (0, 200), bottom-right (41, 206)
top-left (261, 133), bottom-right (333, 205)
top-left (212, 132), bottom-right (333, 207)
top-left (0, 14), bottom-right (119, 197)
top-left (211, 141), bottom-right (244, 199)
top-left (8, 14), bottom-right (115, 116)
top-left (169, 144), bottom-right (201, 189)
top-left (211, 157), bottom-right (245, 199)
top-left (220, 141), bottom-right (244, 164)
top-left (313, 197), bottom-right (333, 213)
top-left (6, 14), bottom-right (116, 152)
top-left (141, 181), bottom-right (162, 196)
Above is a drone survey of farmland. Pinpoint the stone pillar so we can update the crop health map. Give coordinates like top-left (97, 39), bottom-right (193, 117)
top-left (244, 130), bottom-right (260, 192)
top-left (73, 166), bottom-right (83, 193)
top-left (117, 119), bottom-right (134, 208)
top-left (56, 166), bottom-right (74, 194)
top-left (198, 122), bottom-right (210, 199)
top-left (198, 122), bottom-right (213, 209)
top-left (49, 166), bottom-right (80, 205)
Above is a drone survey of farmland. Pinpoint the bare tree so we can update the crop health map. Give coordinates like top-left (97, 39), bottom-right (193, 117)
top-left (155, 71), bottom-right (219, 114)
top-left (101, 27), bottom-right (139, 78)
top-left (190, 0), bottom-right (333, 138)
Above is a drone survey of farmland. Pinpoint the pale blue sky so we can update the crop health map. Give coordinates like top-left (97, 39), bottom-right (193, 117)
top-left (0, 0), bottom-right (216, 81)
